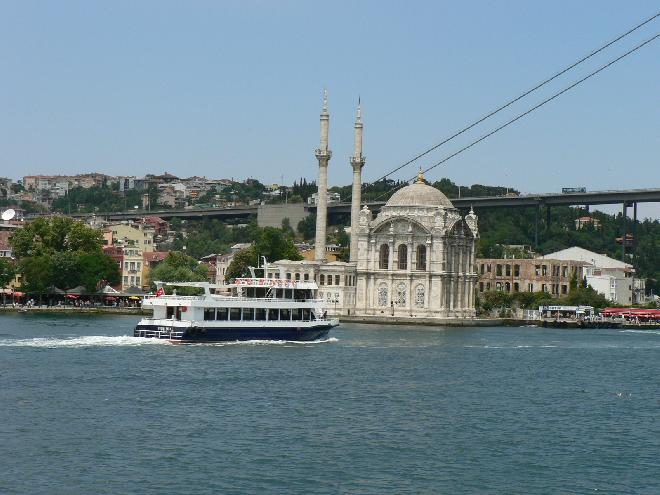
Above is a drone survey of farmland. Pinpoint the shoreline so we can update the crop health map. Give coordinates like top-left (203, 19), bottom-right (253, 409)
top-left (338, 315), bottom-right (524, 327)
top-left (0, 306), bottom-right (149, 316)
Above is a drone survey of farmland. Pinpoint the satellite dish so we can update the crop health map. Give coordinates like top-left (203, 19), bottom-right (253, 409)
top-left (1, 209), bottom-right (15, 221)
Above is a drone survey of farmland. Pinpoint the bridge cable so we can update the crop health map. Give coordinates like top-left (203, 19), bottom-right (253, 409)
top-left (368, 32), bottom-right (660, 203)
top-left (353, 11), bottom-right (660, 197)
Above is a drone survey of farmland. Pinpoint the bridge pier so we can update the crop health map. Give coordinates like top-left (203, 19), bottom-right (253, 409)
top-left (546, 206), bottom-right (551, 229)
top-left (632, 202), bottom-right (638, 259)
top-left (621, 202), bottom-right (627, 262)
top-left (534, 203), bottom-right (540, 248)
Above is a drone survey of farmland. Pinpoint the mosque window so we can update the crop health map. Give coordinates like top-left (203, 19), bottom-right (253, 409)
top-left (416, 245), bottom-right (426, 271)
top-left (397, 245), bottom-right (408, 270)
top-left (395, 283), bottom-right (406, 307)
top-left (377, 284), bottom-right (388, 307)
top-left (320, 274), bottom-right (325, 285)
top-left (415, 285), bottom-right (425, 307)
top-left (379, 244), bottom-right (389, 269)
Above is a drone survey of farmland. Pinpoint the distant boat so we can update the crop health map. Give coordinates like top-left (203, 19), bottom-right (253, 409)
top-left (135, 278), bottom-right (338, 343)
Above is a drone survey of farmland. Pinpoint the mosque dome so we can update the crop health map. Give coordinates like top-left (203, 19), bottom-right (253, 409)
top-left (385, 171), bottom-right (454, 209)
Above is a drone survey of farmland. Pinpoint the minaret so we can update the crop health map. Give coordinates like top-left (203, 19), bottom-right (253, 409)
top-left (349, 99), bottom-right (365, 262)
top-left (314, 90), bottom-right (332, 261)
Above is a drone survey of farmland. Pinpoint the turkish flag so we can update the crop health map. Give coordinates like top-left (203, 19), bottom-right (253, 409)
top-left (156, 288), bottom-right (165, 297)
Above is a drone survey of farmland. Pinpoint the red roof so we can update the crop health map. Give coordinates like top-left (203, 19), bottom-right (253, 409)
top-left (143, 251), bottom-right (169, 263)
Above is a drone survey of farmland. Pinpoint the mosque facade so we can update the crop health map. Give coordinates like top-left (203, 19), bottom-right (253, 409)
top-left (267, 93), bottom-right (478, 319)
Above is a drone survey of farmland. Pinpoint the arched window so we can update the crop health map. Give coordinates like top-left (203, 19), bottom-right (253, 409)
top-left (397, 244), bottom-right (408, 270)
top-left (416, 245), bottom-right (427, 271)
top-left (379, 244), bottom-right (389, 269)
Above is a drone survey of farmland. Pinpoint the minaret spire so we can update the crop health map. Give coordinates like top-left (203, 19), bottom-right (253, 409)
top-left (349, 97), bottom-right (366, 263)
top-left (314, 90), bottom-right (332, 262)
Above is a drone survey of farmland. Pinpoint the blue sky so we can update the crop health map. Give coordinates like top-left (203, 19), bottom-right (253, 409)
top-left (1, 1), bottom-right (659, 217)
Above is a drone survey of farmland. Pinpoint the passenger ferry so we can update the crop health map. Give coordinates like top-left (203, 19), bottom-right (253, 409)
top-left (134, 277), bottom-right (339, 343)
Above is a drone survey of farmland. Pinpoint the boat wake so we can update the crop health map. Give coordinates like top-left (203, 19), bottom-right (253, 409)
top-left (620, 329), bottom-right (660, 335)
top-left (0, 335), bottom-right (170, 348)
top-left (184, 337), bottom-right (339, 346)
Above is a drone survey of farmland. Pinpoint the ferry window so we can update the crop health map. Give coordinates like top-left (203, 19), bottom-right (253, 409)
top-left (204, 308), bottom-right (215, 321)
top-left (281, 308), bottom-right (291, 321)
top-left (292, 308), bottom-right (302, 320)
top-left (320, 274), bottom-right (325, 285)
top-left (166, 306), bottom-right (174, 319)
top-left (230, 308), bottom-right (241, 321)
top-left (335, 275), bottom-right (340, 286)
top-left (268, 309), bottom-right (278, 321)
top-left (255, 308), bottom-right (266, 321)
top-left (302, 308), bottom-right (311, 321)
top-left (242, 308), bottom-right (254, 321)
top-left (216, 308), bottom-right (228, 320)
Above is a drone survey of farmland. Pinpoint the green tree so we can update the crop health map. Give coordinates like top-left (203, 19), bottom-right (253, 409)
top-left (19, 256), bottom-right (53, 303)
top-left (297, 215), bottom-right (316, 240)
top-left (0, 257), bottom-right (16, 306)
top-left (148, 252), bottom-right (209, 290)
top-left (78, 253), bottom-right (121, 291)
top-left (10, 217), bottom-right (103, 257)
top-left (225, 227), bottom-right (302, 281)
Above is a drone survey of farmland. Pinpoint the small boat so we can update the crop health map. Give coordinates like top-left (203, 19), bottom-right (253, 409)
top-left (135, 278), bottom-right (339, 343)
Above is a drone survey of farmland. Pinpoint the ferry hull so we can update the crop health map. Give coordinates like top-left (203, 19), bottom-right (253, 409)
top-left (134, 323), bottom-right (333, 342)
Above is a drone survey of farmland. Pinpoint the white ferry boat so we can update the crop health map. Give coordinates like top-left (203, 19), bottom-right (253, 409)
top-left (135, 277), bottom-right (339, 343)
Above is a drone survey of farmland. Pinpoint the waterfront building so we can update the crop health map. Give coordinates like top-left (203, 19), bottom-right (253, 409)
top-left (541, 246), bottom-right (642, 304)
top-left (476, 258), bottom-right (585, 297)
top-left (269, 94), bottom-right (478, 318)
top-left (108, 222), bottom-right (155, 253)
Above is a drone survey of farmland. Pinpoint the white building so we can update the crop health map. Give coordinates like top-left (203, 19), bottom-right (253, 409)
top-left (541, 246), bottom-right (643, 304)
top-left (268, 93), bottom-right (478, 319)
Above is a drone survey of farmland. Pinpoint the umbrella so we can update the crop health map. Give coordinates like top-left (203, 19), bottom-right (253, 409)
top-left (66, 286), bottom-right (88, 296)
top-left (46, 286), bottom-right (66, 295)
top-left (12, 292), bottom-right (24, 297)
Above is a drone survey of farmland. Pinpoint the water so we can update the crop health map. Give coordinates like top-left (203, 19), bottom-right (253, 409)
top-left (1, 313), bottom-right (659, 494)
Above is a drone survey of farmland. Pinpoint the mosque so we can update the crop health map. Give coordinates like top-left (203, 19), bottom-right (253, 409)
top-left (268, 92), bottom-right (478, 319)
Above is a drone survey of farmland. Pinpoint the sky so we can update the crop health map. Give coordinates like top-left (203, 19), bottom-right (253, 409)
top-left (1, 1), bottom-right (659, 217)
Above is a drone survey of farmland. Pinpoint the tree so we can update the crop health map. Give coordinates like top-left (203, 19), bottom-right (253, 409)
top-left (225, 227), bottom-right (302, 281)
top-left (78, 253), bottom-right (121, 291)
top-left (19, 256), bottom-right (53, 303)
top-left (297, 215), bottom-right (316, 240)
top-left (10, 217), bottom-right (103, 257)
top-left (0, 257), bottom-right (16, 306)
top-left (148, 252), bottom-right (209, 290)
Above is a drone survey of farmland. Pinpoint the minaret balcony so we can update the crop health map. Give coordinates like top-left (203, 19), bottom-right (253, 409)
top-left (315, 149), bottom-right (332, 159)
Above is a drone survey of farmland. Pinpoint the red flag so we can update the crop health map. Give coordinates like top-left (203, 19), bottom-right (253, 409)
top-left (156, 288), bottom-right (165, 297)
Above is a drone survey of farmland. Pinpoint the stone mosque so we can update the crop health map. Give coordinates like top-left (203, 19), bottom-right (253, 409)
top-left (268, 92), bottom-right (479, 319)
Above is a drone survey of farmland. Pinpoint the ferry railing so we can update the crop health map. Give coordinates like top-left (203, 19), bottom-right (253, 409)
top-left (143, 295), bottom-right (325, 303)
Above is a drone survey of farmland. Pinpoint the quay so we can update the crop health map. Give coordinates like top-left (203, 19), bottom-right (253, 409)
top-left (0, 306), bottom-right (149, 316)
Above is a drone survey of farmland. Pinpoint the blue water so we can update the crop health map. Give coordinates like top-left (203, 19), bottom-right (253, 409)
top-left (1, 313), bottom-right (659, 494)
